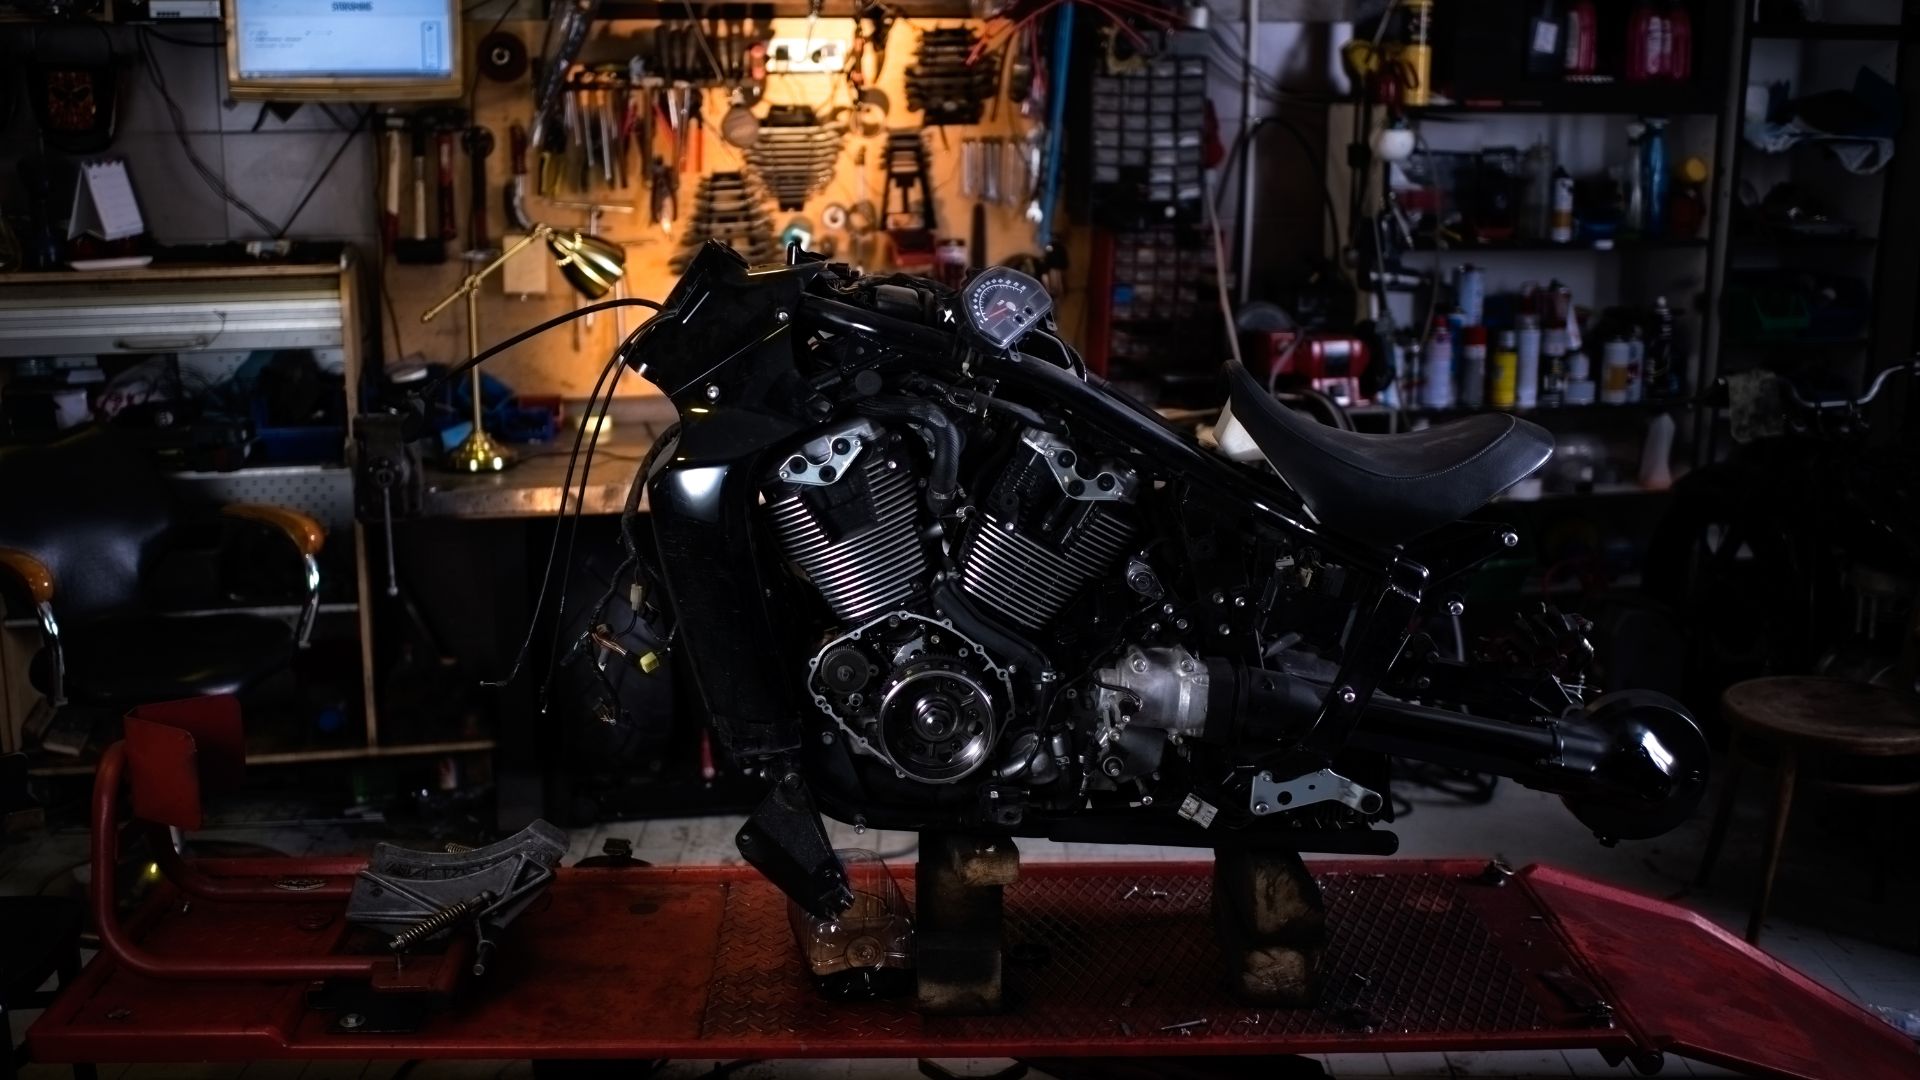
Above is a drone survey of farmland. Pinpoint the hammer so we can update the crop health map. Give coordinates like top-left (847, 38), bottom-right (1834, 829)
top-left (393, 119), bottom-right (445, 265)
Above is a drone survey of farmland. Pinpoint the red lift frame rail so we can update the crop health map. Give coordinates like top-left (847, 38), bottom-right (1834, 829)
top-left (27, 700), bottom-right (1920, 1079)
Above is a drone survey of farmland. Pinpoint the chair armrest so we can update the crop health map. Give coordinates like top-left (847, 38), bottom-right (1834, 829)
top-left (0, 548), bottom-right (54, 606)
top-left (0, 547), bottom-right (65, 707)
top-left (219, 505), bottom-right (327, 647)
top-left (220, 504), bottom-right (326, 557)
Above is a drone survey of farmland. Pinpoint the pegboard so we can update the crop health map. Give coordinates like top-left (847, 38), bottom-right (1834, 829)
top-left (380, 15), bottom-right (1091, 400)
top-left (169, 465), bottom-right (357, 537)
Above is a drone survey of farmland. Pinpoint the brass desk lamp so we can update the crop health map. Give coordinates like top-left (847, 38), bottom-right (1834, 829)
top-left (421, 225), bottom-right (626, 472)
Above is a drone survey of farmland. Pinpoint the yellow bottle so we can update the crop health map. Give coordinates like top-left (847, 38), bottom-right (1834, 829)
top-left (1490, 329), bottom-right (1519, 410)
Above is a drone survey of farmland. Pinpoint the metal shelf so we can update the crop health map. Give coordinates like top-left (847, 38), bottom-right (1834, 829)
top-left (1414, 238), bottom-right (1709, 255)
top-left (1750, 23), bottom-right (1908, 43)
top-left (27, 737), bottom-right (497, 777)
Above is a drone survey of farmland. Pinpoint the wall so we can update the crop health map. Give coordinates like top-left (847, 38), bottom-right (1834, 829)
top-left (1, 5), bottom-right (1364, 403)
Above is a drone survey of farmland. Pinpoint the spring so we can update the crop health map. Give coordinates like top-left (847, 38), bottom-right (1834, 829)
top-left (387, 890), bottom-right (497, 953)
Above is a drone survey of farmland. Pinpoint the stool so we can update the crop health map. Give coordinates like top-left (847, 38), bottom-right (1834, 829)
top-left (1, 895), bottom-right (93, 1080)
top-left (1694, 676), bottom-right (1920, 943)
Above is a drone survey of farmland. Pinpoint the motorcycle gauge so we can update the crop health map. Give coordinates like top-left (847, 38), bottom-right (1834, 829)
top-left (960, 268), bottom-right (1053, 351)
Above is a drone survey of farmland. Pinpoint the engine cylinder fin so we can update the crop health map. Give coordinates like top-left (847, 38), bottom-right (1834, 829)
top-left (960, 509), bottom-right (1134, 630)
top-left (767, 452), bottom-right (927, 623)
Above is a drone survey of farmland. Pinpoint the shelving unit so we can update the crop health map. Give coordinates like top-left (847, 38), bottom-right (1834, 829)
top-left (1697, 0), bottom-right (1917, 455)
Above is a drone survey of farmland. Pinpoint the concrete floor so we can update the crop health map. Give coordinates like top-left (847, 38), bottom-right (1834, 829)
top-left (5, 762), bottom-right (1918, 1078)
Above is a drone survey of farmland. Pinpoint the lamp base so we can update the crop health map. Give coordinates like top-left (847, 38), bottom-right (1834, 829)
top-left (446, 428), bottom-right (516, 473)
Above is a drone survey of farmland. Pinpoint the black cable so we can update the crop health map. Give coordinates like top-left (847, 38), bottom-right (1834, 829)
top-left (138, 30), bottom-right (281, 236)
top-left (480, 349), bottom-right (625, 690)
top-left (275, 108), bottom-right (371, 238)
top-left (417, 298), bottom-right (664, 401)
top-left (1213, 113), bottom-right (1343, 267)
top-left (540, 358), bottom-right (630, 712)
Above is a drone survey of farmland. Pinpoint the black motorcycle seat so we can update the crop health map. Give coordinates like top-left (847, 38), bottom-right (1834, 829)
top-left (1224, 360), bottom-right (1553, 547)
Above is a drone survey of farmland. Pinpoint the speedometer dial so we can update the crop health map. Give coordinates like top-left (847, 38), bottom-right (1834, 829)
top-left (959, 268), bottom-right (1053, 351)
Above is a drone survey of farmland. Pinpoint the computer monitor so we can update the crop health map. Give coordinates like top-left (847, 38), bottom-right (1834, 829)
top-left (225, 0), bottom-right (464, 102)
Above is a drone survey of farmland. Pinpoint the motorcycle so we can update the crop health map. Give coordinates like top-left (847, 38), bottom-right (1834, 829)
top-left (586, 241), bottom-right (1708, 918)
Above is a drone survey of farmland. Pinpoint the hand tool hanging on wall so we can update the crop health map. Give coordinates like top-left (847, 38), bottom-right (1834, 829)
top-left (671, 172), bottom-right (776, 273)
top-left (531, 0), bottom-right (601, 154)
top-left (464, 126), bottom-right (497, 260)
top-left (436, 127), bottom-right (458, 242)
top-left (396, 121), bottom-right (445, 264)
top-left (884, 129), bottom-right (935, 269)
top-left (506, 123), bottom-right (532, 231)
top-left (905, 26), bottom-right (999, 126)
top-left (379, 113), bottom-right (407, 248)
top-left (742, 106), bottom-right (844, 211)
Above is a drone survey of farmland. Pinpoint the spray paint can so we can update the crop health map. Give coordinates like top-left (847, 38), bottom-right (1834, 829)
top-left (1454, 264), bottom-right (1486, 327)
top-left (1540, 322), bottom-right (1569, 408)
top-left (1601, 339), bottom-right (1633, 404)
top-left (1491, 329), bottom-right (1519, 410)
top-left (1516, 313), bottom-right (1543, 410)
top-left (1399, 0), bottom-right (1435, 108)
top-left (1460, 324), bottom-right (1489, 409)
top-left (1550, 167), bottom-right (1575, 244)
top-left (1423, 318), bottom-right (1455, 411)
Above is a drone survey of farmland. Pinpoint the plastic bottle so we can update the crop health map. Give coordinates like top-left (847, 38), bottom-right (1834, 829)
top-left (1524, 142), bottom-right (1556, 241)
top-left (1459, 325), bottom-right (1489, 409)
top-left (1516, 313), bottom-right (1543, 409)
top-left (1601, 338), bottom-right (1633, 404)
top-left (1491, 329), bottom-right (1519, 410)
top-left (1527, 0), bottom-right (1567, 80)
top-left (1550, 167), bottom-right (1575, 244)
top-left (1640, 412), bottom-right (1675, 489)
top-left (1423, 318), bottom-right (1455, 411)
top-left (1647, 295), bottom-right (1678, 398)
top-left (1400, 0), bottom-right (1435, 108)
top-left (1625, 327), bottom-right (1646, 402)
top-left (1540, 323), bottom-right (1568, 408)
top-left (1627, 1), bottom-right (1667, 82)
top-left (1402, 339), bottom-right (1425, 409)
top-left (1666, 1), bottom-right (1693, 81)
top-left (1564, 0), bottom-right (1598, 78)
top-left (1643, 117), bottom-right (1669, 239)
top-left (1455, 265), bottom-right (1485, 326)
top-left (1624, 122), bottom-right (1647, 235)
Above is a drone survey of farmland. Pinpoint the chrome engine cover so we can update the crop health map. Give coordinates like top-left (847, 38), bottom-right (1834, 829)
top-left (807, 610), bottom-right (1014, 784)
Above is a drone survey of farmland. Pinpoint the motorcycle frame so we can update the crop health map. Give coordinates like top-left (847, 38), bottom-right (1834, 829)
top-left (630, 246), bottom-right (1518, 798)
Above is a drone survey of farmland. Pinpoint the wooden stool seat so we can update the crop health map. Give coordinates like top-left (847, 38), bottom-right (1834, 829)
top-left (1697, 676), bottom-right (1920, 944)
top-left (1723, 677), bottom-right (1920, 757)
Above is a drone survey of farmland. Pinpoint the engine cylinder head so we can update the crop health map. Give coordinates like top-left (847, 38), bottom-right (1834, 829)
top-left (766, 420), bottom-right (927, 624)
top-left (958, 429), bottom-right (1137, 631)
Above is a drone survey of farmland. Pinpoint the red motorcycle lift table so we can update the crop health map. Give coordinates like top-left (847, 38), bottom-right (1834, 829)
top-left (27, 706), bottom-right (1920, 1079)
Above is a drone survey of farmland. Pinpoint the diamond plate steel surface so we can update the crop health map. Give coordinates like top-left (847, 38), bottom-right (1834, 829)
top-left (700, 864), bottom-right (1551, 1046)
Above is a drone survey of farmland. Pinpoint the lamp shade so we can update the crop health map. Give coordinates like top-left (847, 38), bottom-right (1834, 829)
top-left (547, 229), bottom-right (626, 300)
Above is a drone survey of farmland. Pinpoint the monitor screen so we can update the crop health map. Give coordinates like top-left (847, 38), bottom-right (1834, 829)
top-left (231, 0), bottom-right (456, 81)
